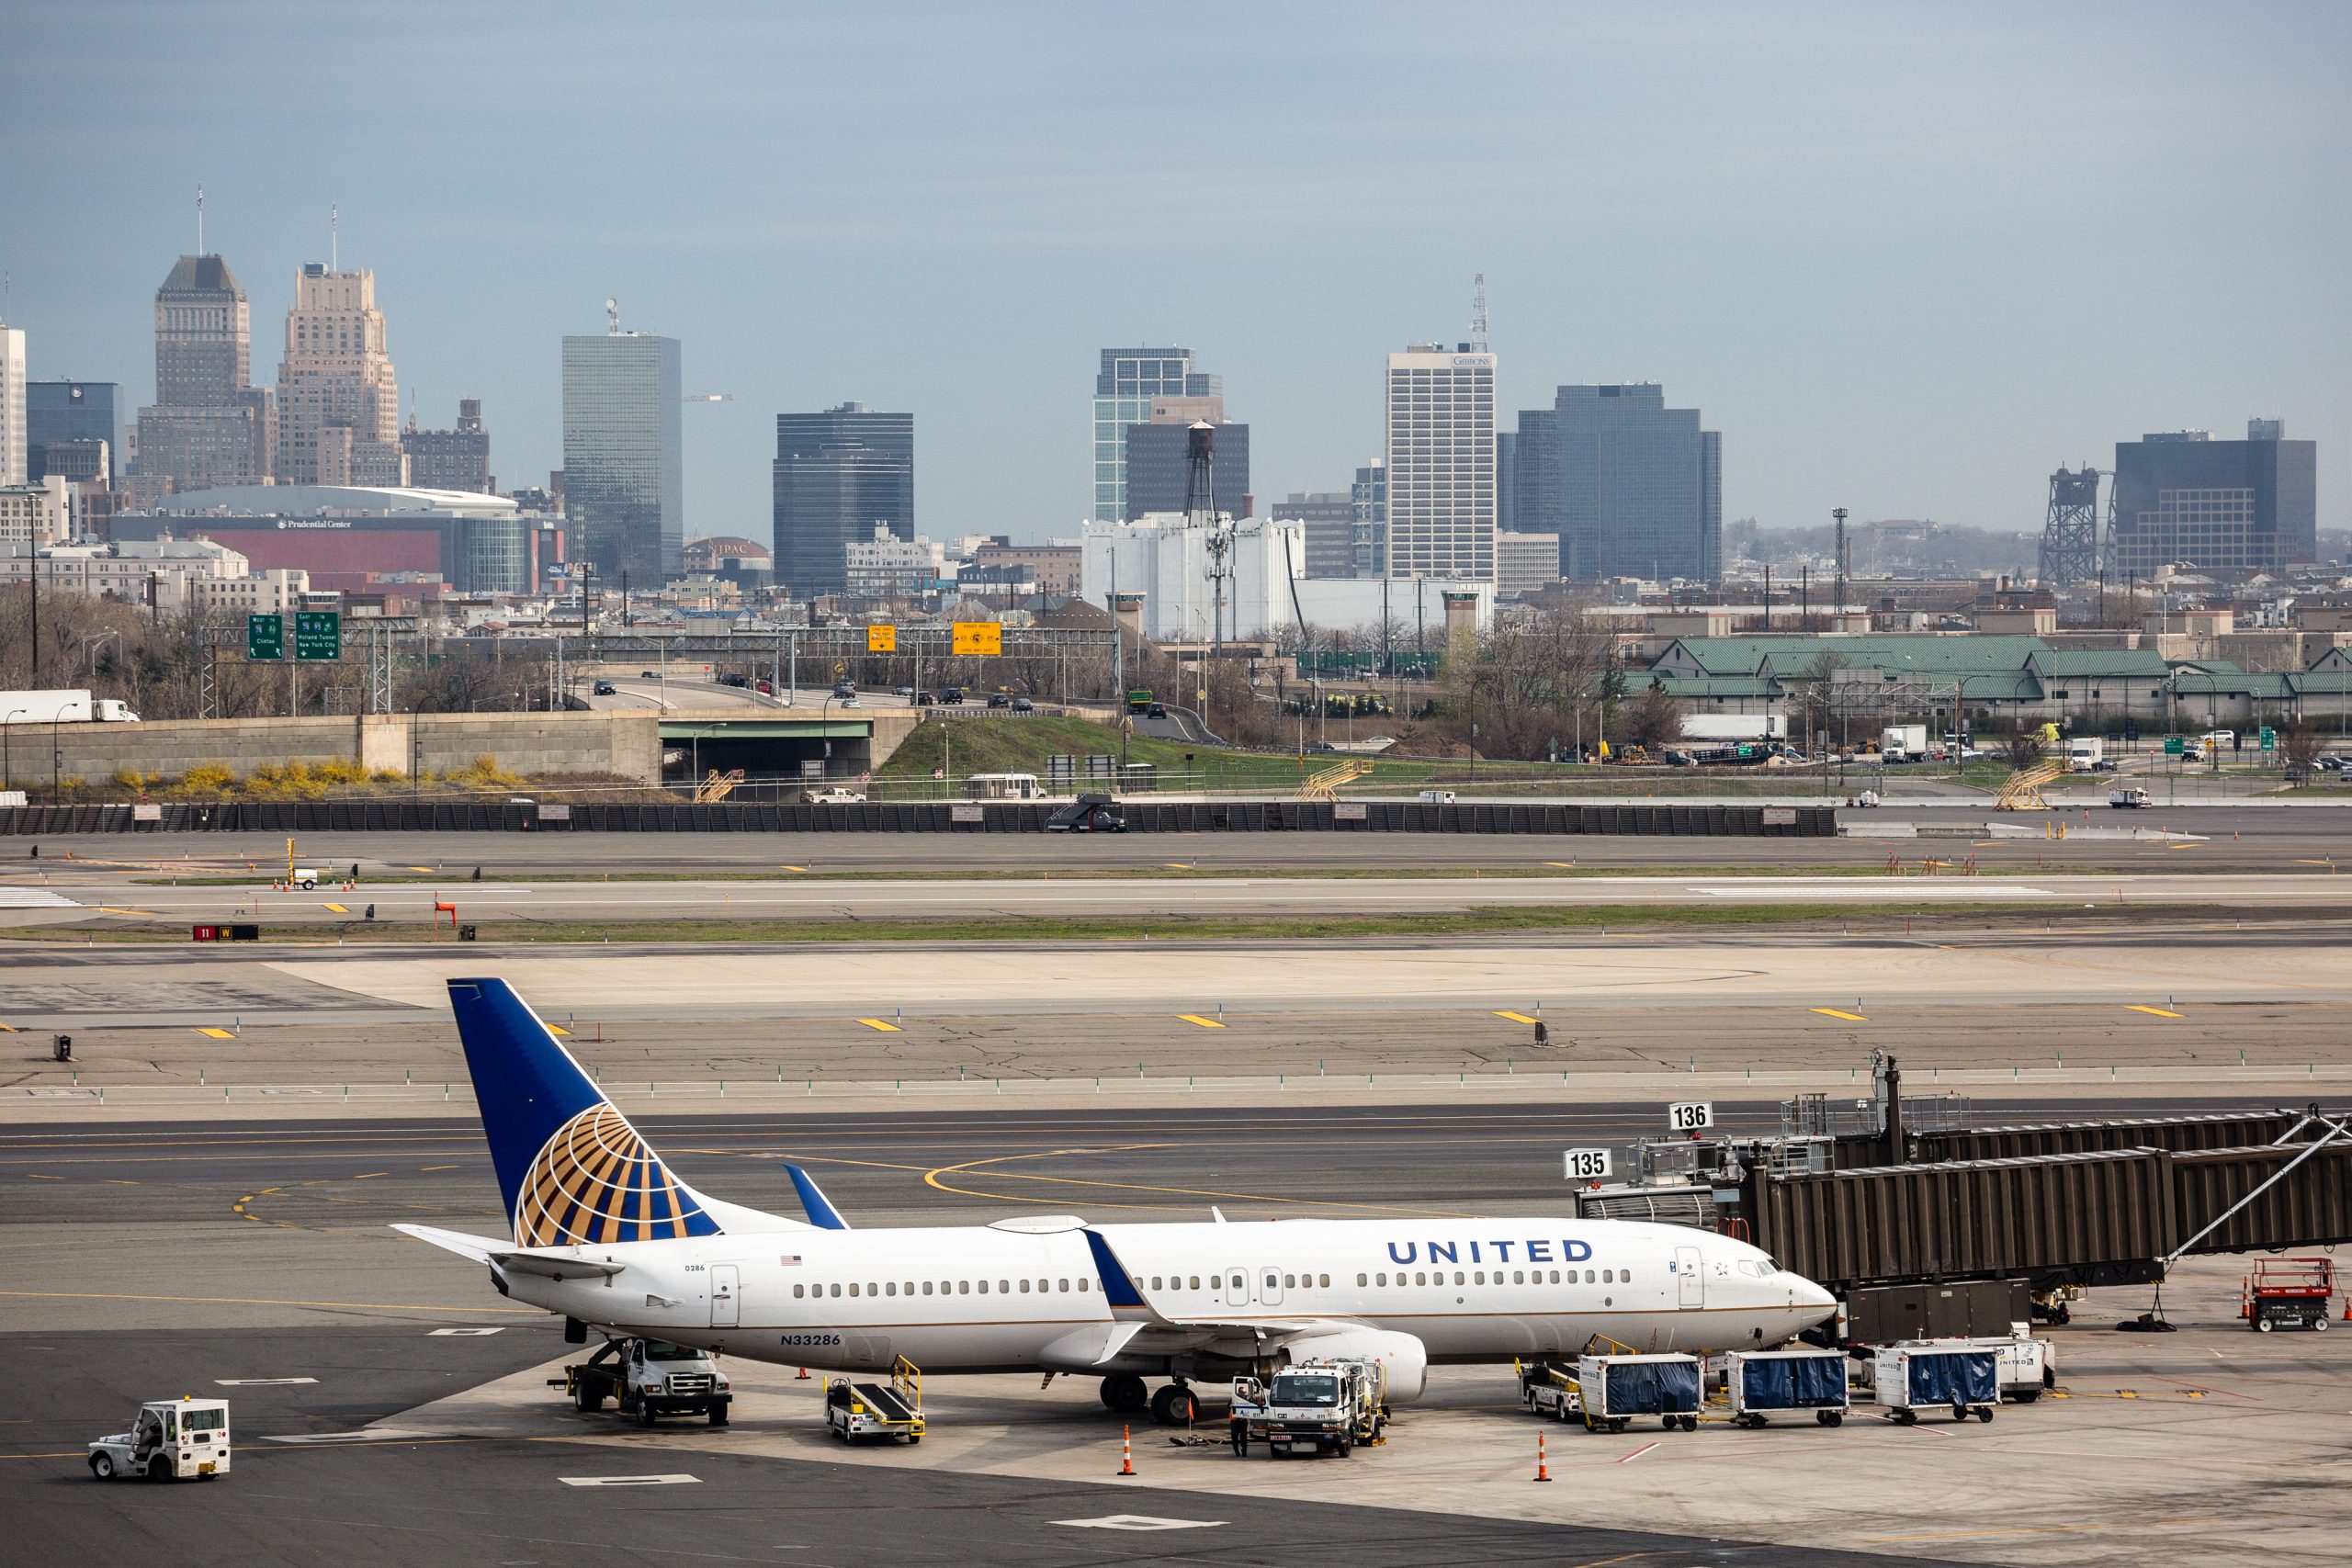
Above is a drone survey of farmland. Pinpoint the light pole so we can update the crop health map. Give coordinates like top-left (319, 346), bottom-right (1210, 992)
top-left (2, 707), bottom-right (25, 793)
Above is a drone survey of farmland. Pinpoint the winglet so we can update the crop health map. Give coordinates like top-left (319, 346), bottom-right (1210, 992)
top-left (785, 1165), bottom-right (850, 1231)
top-left (1082, 1228), bottom-right (1149, 1310)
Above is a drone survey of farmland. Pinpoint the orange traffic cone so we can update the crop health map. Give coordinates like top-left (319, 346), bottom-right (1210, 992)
top-left (795, 1366), bottom-right (809, 1380)
top-left (1117, 1424), bottom-right (1136, 1476)
top-left (1533, 1430), bottom-right (1553, 1482)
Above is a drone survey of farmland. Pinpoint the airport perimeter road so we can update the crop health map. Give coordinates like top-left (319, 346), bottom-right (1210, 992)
top-left (13, 866), bottom-right (2352, 928)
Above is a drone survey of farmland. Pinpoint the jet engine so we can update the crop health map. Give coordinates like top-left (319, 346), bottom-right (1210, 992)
top-left (1285, 1327), bottom-right (1428, 1402)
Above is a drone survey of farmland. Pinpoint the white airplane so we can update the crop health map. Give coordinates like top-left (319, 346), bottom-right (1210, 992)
top-left (398, 978), bottom-right (1838, 1425)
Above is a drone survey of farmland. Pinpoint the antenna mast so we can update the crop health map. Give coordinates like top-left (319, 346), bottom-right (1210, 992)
top-left (1470, 272), bottom-right (1488, 351)
top-left (197, 185), bottom-right (205, 254)
top-left (331, 203), bottom-right (339, 270)
top-left (605, 297), bottom-right (620, 335)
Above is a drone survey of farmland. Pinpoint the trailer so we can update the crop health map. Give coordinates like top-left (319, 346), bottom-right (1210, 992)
top-left (2242, 1258), bottom-right (2335, 1333)
top-left (1872, 1345), bottom-right (1996, 1425)
top-left (1577, 1352), bottom-right (1703, 1434)
top-left (1724, 1348), bottom-right (1849, 1428)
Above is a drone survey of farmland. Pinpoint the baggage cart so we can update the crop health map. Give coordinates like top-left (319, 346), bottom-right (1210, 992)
top-left (1576, 1352), bottom-right (1703, 1434)
top-left (1724, 1348), bottom-right (1849, 1428)
top-left (1872, 1345), bottom-right (1996, 1425)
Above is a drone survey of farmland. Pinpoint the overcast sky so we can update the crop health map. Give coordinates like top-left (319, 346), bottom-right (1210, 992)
top-left (4, 1), bottom-right (2346, 547)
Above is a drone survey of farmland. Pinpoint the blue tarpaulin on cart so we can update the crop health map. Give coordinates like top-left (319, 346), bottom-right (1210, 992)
top-left (1905, 1351), bottom-right (1997, 1406)
top-left (1602, 1359), bottom-right (1702, 1415)
top-left (1739, 1356), bottom-right (1848, 1409)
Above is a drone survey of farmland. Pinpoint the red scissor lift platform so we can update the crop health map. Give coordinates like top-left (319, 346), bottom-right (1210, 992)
top-left (2241, 1258), bottom-right (2335, 1332)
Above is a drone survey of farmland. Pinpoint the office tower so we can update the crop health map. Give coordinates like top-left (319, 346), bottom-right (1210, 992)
top-left (403, 398), bottom-right (492, 491)
top-left (1091, 347), bottom-right (1219, 521)
top-left (1383, 343), bottom-right (1496, 581)
top-left (1511, 383), bottom-right (1722, 582)
top-left (1272, 491), bottom-right (1357, 577)
top-left (772, 401), bottom-right (914, 595)
top-left (135, 255), bottom-right (274, 492)
top-left (28, 381), bottom-right (121, 482)
top-left (276, 264), bottom-right (404, 486)
top-left (0, 325), bottom-right (24, 487)
top-left (1125, 422), bottom-right (1250, 520)
top-left (1495, 531), bottom-right (1562, 597)
top-left (562, 326), bottom-right (684, 582)
top-left (1351, 460), bottom-right (1385, 577)
top-left (2110, 421), bottom-right (2317, 579)
top-left (1494, 431), bottom-right (1518, 535)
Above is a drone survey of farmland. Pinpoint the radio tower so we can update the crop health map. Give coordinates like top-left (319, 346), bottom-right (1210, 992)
top-left (1470, 273), bottom-right (1489, 351)
top-left (2039, 465), bottom-right (2104, 587)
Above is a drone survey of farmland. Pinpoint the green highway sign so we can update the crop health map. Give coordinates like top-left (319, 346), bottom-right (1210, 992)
top-left (247, 614), bottom-right (282, 660)
top-left (2259, 727), bottom-right (2277, 750)
top-left (2163, 736), bottom-right (2185, 756)
top-left (294, 610), bottom-right (342, 661)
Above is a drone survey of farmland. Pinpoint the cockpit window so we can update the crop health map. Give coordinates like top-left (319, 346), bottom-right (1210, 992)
top-left (1736, 1258), bottom-right (1780, 1278)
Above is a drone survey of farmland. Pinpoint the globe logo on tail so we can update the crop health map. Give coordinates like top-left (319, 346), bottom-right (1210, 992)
top-left (514, 1105), bottom-right (716, 1246)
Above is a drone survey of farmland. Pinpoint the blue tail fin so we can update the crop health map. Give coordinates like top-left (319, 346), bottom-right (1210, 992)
top-left (447, 977), bottom-right (721, 1247)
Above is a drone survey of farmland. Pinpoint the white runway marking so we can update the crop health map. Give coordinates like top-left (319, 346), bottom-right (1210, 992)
top-left (0, 887), bottom-right (78, 908)
top-left (427, 1326), bottom-right (504, 1337)
top-left (1694, 883), bottom-right (2057, 899)
top-left (215, 1377), bottom-right (317, 1385)
top-left (560, 1473), bottom-right (703, 1487)
top-left (1053, 1515), bottom-right (1226, 1530)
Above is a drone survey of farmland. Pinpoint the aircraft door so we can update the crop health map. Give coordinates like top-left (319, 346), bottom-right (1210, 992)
top-left (1221, 1266), bottom-right (1249, 1307)
top-left (711, 1264), bottom-right (741, 1328)
top-left (1259, 1266), bottom-right (1283, 1306)
top-left (1674, 1245), bottom-right (1704, 1309)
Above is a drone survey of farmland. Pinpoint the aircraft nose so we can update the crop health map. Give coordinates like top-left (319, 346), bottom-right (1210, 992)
top-left (1792, 1274), bottom-right (1838, 1318)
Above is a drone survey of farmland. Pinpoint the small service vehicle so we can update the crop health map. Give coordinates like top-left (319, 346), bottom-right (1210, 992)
top-left (2109, 786), bottom-right (2153, 809)
top-left (1046, 793), bottom-right (1125, 833)
top-left (824, 1359), bottom-right (923, 1444)
top-left (89, 1397), bottom-right (231, 1481)
top-left (2243, 1258), bottom-right (2335, 1332)
top-left (1230, 1358), bottom-right (1386, 1458)
top-left (555, 1337), bottom-right (731, 1427)
top-left (802, 786), bottom-right (867, 805)
top-left (289, 868), bottom-right (322, 890)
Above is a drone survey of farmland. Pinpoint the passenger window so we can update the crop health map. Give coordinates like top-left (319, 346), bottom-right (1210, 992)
top-left (1000, 1280), bottom-right (1010, 1293)
top-left (1513, 1269), bottom-right (1524, 1284)
top-left (831, 1283), bottom-right (842, 1297)
top-left (1189, 1276), bottom-right (1200, 1290)
top-left (1375, 1272), bottom-right (1386, 1286)
top-left (794, 1284), bottom-right (805, 1298)
top-left (1454, 1271), bottom-right (1465, 1285)
top-left (1585, 1269), bottom-right (1597, 1283)
top-left (1319, 1274), bottom-right (1329, 1287)
top-left (849, 1283), bottom-right (861, 1297)
top-left (1283, 1274), bottom-right (1295, 1289)
top-left (1414, 1271), bottom-right (1427, 1286)
top-left (869, 1283), bottom-right (878, 1295)
top-left (1058, 1279), bottom-right (1069, 1292)
top-left (921, 1281), bottom-right (933, 1295)
top-left (1356, 1272), bottom-right (1368, 1287)
top-left (1079, 1278), bottom-right (1090, 1292)
top-left (957, 1280), bottom-right (969, 1294)
top-left (1475, 1270), bottom-right (1486, 1285)
top-left (1549, 1269), bottom-right (1560, 1283)
top-left (978, 1280), bottom-right (989, 1293)
top-left (907, 1281), bottom-right (915, 1294)
top-left (1151, 1276), bottom-right (1163, 1290)
top-left (886, 1282), bottom-right (897, 1296)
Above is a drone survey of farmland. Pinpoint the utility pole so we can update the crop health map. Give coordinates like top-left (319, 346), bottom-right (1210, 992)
top-left (1832, 507), bottom-right (1849, 624)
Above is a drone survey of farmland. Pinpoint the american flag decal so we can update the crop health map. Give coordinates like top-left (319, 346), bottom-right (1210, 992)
top-left (780, 1254), bottom-right (803, 1266)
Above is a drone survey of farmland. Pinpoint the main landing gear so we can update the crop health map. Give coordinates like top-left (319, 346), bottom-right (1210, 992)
top-left (1096, 1373), bottom-right (1199, 1426)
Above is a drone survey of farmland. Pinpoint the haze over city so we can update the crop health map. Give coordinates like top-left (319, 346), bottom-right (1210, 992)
top-left (4, 0), bottom-right (2346, 545)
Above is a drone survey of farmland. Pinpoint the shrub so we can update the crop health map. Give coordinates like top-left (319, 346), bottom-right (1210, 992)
top-left (181, 762), bottom-right (234, 795)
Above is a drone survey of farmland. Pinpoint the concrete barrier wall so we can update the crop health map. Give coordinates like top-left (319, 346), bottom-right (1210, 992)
top-left (0, 799), bottom-right (1838, 836)
top-left (4, 712), bottom-right (662, 789)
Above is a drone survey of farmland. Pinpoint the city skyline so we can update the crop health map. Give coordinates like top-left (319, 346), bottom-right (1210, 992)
top-left (2, 3), bottom-right (2346, 550)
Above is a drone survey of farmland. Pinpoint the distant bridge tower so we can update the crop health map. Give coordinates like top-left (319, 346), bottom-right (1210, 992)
top-left (2039, 465), bottom-right (2104, 587)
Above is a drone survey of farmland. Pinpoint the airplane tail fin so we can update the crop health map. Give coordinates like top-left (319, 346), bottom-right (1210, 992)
top-left (446, 977), bottom-right (722, 1247)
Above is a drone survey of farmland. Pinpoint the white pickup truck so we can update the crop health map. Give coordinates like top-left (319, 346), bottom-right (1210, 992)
top-left (89, 1397), bottom-right (231, 1481)
top-left (556, 1337), bottom-right (731, 1427)
top-left (2109, 787), bottom-right (2152, 809)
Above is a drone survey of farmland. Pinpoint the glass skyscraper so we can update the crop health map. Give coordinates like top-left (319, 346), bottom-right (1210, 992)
top-left (2111, 422), bottom-right (2316, 578)
top-left (561, 331), bottom-right (683, 582)
top-left (1511, 383), bottom-right (1721, 583)
top-left (1091, 347), bottom-right (1218, 521)
top-left (772, 401), bottom-right (914, 594)
top-left (28, 381), bottom-right (121, 482)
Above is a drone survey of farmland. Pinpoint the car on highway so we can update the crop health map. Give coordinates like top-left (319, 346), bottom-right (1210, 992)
top-left (1147, 703), bottom-right (1167, 718)
top-left (894, 685), bottom-right (914, 697)
top-left (640, 670), bottom-right (660, 680)
top-left (755, 679), bottom-right (774, 694)
top-left (593, 680), bottom-right (616, 696)
top-left (718, 672), bottom-right (750, 688)
top-left (986, 693), bottom-right (1012, 708)
top-left (1010, 696), bottom-right (1035, 712)
top-left (940, 687), bottom-right (965, 704)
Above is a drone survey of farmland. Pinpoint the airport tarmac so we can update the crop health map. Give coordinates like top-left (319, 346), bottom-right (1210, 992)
top-left (12, 867), bottom-right (2352, 931)
top-left (5, 1105), bottom-right (2343, 1567)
